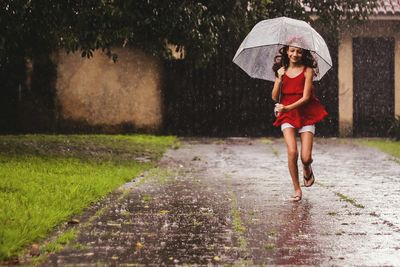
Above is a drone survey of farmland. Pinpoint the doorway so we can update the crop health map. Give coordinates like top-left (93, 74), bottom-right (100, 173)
top-left (353, 37), bottom-right (394, 137)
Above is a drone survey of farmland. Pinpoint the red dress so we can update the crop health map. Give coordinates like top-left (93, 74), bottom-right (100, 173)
top-left (273, 67), bottom-right (328, 129)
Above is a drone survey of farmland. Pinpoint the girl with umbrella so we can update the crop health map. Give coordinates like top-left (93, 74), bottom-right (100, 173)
top-left (233, 17), bottom-right (332, 202)
top-left (272, 37), bottom-right (328, 202)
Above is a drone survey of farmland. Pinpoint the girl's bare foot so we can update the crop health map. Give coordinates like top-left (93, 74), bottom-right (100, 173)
top-left (290, 195), bottom-right (302, 202)
top-left (290, 189), bottom-right (302, 202)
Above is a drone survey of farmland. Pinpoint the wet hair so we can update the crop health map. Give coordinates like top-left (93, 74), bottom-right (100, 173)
top-left (272, 46), bottom-right (318, 77)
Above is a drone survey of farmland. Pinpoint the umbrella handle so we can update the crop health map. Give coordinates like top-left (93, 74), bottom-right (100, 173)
top-left (278, 80), bottom-right (283, 104)
top-left (274, 81), bottom-right (283, 118)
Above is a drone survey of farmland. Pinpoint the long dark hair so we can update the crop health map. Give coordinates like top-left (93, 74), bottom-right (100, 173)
top-left (272, 46), bottom-right (318, 77)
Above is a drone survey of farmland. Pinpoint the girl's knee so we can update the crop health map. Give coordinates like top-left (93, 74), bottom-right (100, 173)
top-left (301, 156), bottom-right (313, 166)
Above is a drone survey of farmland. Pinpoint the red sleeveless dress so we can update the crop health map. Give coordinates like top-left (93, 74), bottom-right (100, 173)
top-left (273, 67), bottom-right (328, 129)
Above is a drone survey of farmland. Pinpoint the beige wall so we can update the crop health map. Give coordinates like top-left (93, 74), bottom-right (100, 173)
top-left (55, 48), bottom-right (163, 132)
top-left (338, 35), bottom-right (353, 136)
top-left (338, 20), bottom-right (400, 136)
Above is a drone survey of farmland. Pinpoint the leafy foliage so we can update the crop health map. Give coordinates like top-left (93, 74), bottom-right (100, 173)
top-left (1, 0), bottom-right (377, 65)
top-left (0, 0), bottom-right (270, 64)
top-left (302, 0), bottom-right (377, 25)
top-left (267, 0), bottom-right (378, 42)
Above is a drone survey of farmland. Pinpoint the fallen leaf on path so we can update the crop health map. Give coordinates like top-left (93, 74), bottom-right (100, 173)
top-left (107, 222), bottom-right (122, 228)
top-left (213, 256), bottom-right (221, 261)
top-left (159, 210), bottom-right (170, 214)
top-left (135, 241), bottom-right (144, 249)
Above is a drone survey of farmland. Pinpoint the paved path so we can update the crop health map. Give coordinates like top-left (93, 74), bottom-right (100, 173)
top-left (43, 138), bottom-right (400, 266)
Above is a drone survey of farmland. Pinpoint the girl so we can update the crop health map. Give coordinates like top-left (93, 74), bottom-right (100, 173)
top-left (271, 44), bottom-right (328, 202)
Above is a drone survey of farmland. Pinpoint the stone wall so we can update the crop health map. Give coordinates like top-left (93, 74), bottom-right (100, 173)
top-left (55, 48), bottom-right (163, 133)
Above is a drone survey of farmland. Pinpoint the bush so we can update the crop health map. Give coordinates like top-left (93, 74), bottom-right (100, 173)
top-left (388, 116), bottom-right (400, 140)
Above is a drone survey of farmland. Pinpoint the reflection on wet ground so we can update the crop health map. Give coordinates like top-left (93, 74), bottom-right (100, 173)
top-left (44, 138), bottom-right (400, 266)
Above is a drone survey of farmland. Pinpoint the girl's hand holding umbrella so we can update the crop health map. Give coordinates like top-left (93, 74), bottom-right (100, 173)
top-left (274, 103), bottom-right (288, 116)
top-left (277, 67), bottom-right (285, 80)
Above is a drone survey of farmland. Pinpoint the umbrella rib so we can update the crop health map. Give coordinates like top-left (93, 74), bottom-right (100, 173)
top-left (315, 52), bottom-right (333, 67)
top-left (278, 18), bottom-right (284, 52)
top-left (308, 28), bottom-right (333, 68)
top-left (309, 23), bottom-right (316, 53)
top-left (239, 43), bottom-right (285, 51)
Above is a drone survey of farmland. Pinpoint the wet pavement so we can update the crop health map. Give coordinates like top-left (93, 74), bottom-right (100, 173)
top-left (42, 138), bottom-right (400, 266)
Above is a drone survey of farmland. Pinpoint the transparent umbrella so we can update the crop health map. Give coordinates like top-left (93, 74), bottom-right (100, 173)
top-left (232, 16), bottom-right (332, 81)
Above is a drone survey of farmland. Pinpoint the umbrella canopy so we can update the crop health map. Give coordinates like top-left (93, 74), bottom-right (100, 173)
top-left (232, 17), bottom-right (332, 81)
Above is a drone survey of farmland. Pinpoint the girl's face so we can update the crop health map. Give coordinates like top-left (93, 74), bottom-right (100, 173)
top-left (287, 46), bottom-right (303, 64)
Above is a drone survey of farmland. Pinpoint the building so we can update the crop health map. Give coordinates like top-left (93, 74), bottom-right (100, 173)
top-left (338, 0), bottom-right (400, 136)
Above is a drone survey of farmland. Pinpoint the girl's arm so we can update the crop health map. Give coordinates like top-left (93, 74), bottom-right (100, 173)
top-left (271, 67), bottom-right (285, 101)
top-left (276, 67), bottom-right (313, 112)
top-left (271, 77), bottom-right (281, 102)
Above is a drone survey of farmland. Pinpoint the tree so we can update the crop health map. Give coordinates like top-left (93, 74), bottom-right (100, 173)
top-left (0, 0), bottom-right (378, 65)
top-left (0, 0), bottom-right (268, 65)
top-left (1, 0), bottom-right (272, 132)
top-left (267, 0), bottom-right (378, 41)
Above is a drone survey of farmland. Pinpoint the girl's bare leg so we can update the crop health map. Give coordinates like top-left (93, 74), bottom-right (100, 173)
top-left (300, 131), bottom-right (314, 185)
top-left (282, 128), bottom-right (301, 198)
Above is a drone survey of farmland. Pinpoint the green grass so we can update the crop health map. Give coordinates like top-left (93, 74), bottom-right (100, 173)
top-left (0, 134), bottom-right (177, 163)
top-left (335, 192), bottom-right (365, 209)
top-left (264, 243), bottom-right (275, 251)
top-left (229, 191), bottom-right (247, 251)
top-left (0, 134), bottom-right (177, 261)
top-left (359, 139), bottom-right (400, 160)
top-left (41, 229), bottom-right (77, 254)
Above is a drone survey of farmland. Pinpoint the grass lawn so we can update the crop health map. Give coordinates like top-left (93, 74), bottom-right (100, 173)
top-left (0, 134), bottom-right (177, 261)
top-left (359, 139), bottom-right (400, 160)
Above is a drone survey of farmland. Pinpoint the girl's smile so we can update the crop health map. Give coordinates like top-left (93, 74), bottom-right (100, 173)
top-left (287, 46), bottom-right (303, 64)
